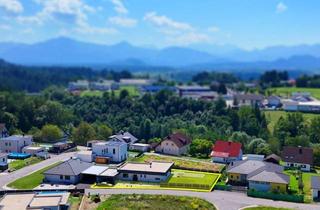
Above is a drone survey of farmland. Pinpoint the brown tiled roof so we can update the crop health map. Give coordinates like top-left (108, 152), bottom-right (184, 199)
top-left (281, 146), bottom-right (313, 165)
top-left (163, 133), bottom-right (192, 148)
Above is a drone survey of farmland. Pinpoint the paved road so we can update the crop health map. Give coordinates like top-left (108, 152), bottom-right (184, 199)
top-left (86, 189), bottom-right (320, 210)
top-left (0, 151), bottom-right (75, 190)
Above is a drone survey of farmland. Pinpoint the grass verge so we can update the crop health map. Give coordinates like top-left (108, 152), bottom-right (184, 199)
top-left (9, 157), bottom-right (43, 171)
top-left (7, 162), bottom-right (61, 189)
top-left (96, 194), bottom-right (217, 210)
top-left (243, 206), bottom-right (294, 210)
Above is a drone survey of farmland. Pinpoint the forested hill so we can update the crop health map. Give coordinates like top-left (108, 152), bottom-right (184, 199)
top-left (0, 59), bottom-right (132, 92)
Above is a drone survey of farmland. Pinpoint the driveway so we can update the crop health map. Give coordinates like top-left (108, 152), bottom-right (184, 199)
top-left (0, 151), bottom-right (75, 190)
top-left (86, 189), bottom-right (320, 210)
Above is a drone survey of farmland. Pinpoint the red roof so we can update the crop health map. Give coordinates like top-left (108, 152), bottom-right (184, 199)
top-left (211, 140), bottom-right (242, 158)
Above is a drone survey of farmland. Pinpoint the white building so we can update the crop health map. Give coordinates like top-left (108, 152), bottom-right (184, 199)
top-left (0, 135), bottom-right (33, 153)
top-left (76, 150), bottom-right (93, 163)
top-left (92, 141), bottom-right (127, 163)
top-left (118, 161), bottom-right (174, 182)
top-left (22, 146), bottom-right (45, 155)
top-left (311, 176), bottom-right (320, 200)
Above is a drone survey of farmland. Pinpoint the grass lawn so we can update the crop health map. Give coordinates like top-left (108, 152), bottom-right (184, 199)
top-left (244, 206), bottom-right (294, 210)
top-left (130, 154), bottom-right (224, 172)
top-left (7, 162), bottom-right (61, 189)
top-left (165, 169), bottom-right (220, 190)
top-left (80, 86), bottom-right (139, 98)
top-left (264, 110), bottom-right (319, 132)
top-left (9, 157), bottom-right (43, 171)
top-left (268, 87), bottom-right (320, 99)
top-left (96, 194), bottom-right (217, 210)
top-left (283, 170), bottom-right (300, 192)
top-left (302, 172), bottom-right (320, 202)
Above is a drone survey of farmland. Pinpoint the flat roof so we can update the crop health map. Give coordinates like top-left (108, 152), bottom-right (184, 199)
top-left (0, 193), bottom-right (35, 210)
top-left (82, 165), bottom-right (108, 175)
top-left (94, 141), bottom-right (126, 146)
top-left (100, 168), bottom-right (119, 177)
top-left (119, 161), bottom-right (174, 174)
top-left (131, 143), bottom-right (150, 147)
top-left (23, 146), bottom-right (44, 150)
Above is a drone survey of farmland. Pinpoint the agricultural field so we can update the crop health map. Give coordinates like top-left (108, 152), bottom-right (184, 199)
top-left (264, 111), bottom-right (319, 132)
top-left (268, 87), bottom-right (320, 99)
top-left (96, 194), bottom-right (217, 210)
top-left (130, 154), bottom-right (224, 172)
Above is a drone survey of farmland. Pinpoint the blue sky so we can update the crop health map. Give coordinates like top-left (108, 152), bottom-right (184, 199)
top-left (0, 0), bottom-right (319, 50)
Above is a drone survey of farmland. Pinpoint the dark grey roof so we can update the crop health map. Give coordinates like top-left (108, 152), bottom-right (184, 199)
top-left (234, 94), bottom-right (264, 101)
top-left (109, 131), bottom-right (138, 144)
top-left (248, 171), bottom-right (289, 184)
top-left (311, 176), bottom-right (320, 189)
top-left (227, 160), bottom-right (283, 178)
top-left (44, 158), bottom-right (92, 176)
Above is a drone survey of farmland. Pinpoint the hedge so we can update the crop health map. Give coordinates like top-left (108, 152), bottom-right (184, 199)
top-left (247, 189), bottom-right (304, 203)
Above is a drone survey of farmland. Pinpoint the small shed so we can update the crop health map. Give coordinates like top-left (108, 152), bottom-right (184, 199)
top-left (76, 151), bottom-right (93, 163)
top-left (264, 154), bottom-right (281, 165)
top-left (129, 143), bottom-right (150, 152)
top-left (22, 146), bottom-right (46, 155)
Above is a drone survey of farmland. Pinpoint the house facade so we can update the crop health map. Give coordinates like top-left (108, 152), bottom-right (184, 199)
top-left (118, 161), bottom-right (174, 182)
top-left (44, 158), bottom-right (92, 184)
top-left (0, 135), bottom-right (33, 153)
top-left (311, 176), bottom-right (320, 200)
top-left (155, 133), bottom-right (192, 156)
top-left (211, 140), bottom-right (242, 163)
top-left (248, 171), bottom-right (289, 193)
top-left (281, 146), bottom-right (313, 171)
top-left (109, 131), bottom-right (138, 145)
top-left (0, 153), bottom-right (8, 171)
top-left (92, 141), bottom-right (127, 163)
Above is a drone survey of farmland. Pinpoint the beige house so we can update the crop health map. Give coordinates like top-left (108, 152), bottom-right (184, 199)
top-left (155, 133), bottom-right (192, 156)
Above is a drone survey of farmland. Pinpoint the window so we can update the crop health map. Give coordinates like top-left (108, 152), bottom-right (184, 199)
top-left (2, 158), bottom-right (5, 162)
top-left (230, 175), bottom-right (233, 179)
top-left (113, 148), bottom-right (115, 154)
top-left (60, 175), bottom-right (63, 180)
top-left (65, 176), bottom-right (70, 180)
top-left (155, 178), bottom-right (160, 181)
top-left (5, 143), bottom-right (7, 146)
top-left (123, 173), bottom-right (128, 178)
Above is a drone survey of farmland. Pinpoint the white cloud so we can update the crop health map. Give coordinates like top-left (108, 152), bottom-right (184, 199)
top-left (276, 2), bottom-right (287, 13)
top-left (17, 15), bottom-right (43, 25)
top-left (0, 0), bottom-right (23, 13)
top-left (144, 12), bottom-right (193, 31)
top-left (208, 26), bottom-right (220, 33)
top-left (110, 0), bottom-right (128, 14)
top-left (75, 22), bottom-right (118, 35)
top-left (108, 16), bottom-right (137, 27)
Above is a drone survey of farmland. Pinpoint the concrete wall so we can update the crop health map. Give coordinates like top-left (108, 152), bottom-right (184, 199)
top-left (92, 143), bottom-right (127, 163)
top-left (76, 153), bottom-right (93, 163)
top-left (44, 174), bottom-right (79, 184)
top-left (118, 172), bottom-right (171, 183)
top-left (312, 189), bottom-right (319, 198)
top-left (270, 183), bottom-right (287, 193)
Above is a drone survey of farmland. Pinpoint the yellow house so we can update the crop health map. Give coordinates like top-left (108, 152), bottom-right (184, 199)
top-left (228, 173), bottom-right (241, 182)
top-left (248, 171), bottom-right (289, 193)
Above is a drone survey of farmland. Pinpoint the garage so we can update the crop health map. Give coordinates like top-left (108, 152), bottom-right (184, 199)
top-left (81, 166), bottom-right (109, 184)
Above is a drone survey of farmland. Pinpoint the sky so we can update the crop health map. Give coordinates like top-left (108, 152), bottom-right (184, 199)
top-left (0, 0), bottom-right (319, 50)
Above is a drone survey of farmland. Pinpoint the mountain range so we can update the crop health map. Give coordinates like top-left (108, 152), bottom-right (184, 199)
top-left (1, 37), bottom-right (320, 71)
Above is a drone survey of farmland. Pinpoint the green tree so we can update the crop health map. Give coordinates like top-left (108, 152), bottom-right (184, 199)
top-left (309, 117), bottom-right (320, 143)
top-left (40, 124), bottom-right (63, 142)
top-left (96, 124), bottom-right (113, 139)
top-left (189, 139), bottom-right (212, 157)
top-left (72, 122), bottom-right (96, 145)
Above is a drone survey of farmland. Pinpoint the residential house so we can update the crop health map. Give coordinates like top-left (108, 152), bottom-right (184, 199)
top-left (68, 80), bottom-right (89, 91)
top-left (0, 124), bottom-right (8, 138)
top-left (226, 159), bottom-right (284, 185)
top-left (81, 165), bottom-right (119, 184)
top-left (264, 154), bottom-right (281, 165)
top-left (266, 95), bottom-right (282, 108)
top-left (140, 85), bottom-right (177, 94)
top-left (311, 176), bottom-right (320, 200)
top-left (0, 192), bottom-right (70, 210)
top-left (177, 86), bottom-right (217, 100)
top-left (155, 132), bottom-right (192, 156)
top-left (44, 158), bottom-right (92, 184)
top-left (248, 170), bottom-right (289, 193)
top-left (210, 140), bottom-right (242, 164)
top-left (0, 135), bottom-right (33, 153)
top-left (76, 150), bottom-right (93, 163)
top-left (109, 131), bottom-right (138, 145)
top-left (291, 92), bottom-right (312, 102)
top-left (281, 146), bottom-right (313, 171)
top-left (233, 94), bottom-right (264, 107)
top-left (0, 153), bottom-right (8, 171)
top-left (92, 141), bottom-right (127, 163)
top-left (283, 100), bottom-right (320, 113)
top-left (89, 80), bottom-right (114, 91)
top-left (118, 161), bottom-right (174, 182)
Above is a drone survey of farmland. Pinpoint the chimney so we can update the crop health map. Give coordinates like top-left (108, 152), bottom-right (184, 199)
top-left (299, 147), bottom-right (302, 154)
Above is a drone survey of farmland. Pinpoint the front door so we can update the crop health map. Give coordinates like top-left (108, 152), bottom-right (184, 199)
top-left (133, 174), bottom-right (138, 181)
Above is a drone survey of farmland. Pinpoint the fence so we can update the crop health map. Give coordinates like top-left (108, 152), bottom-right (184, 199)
top-left (160, 183), bottom-right (211, 190)
top-left (173, 165), bottom-right (221, 173)
top-left (214, 184), bottom-right (232, 191)
top-left (247, 189), bottom-right (304, 203)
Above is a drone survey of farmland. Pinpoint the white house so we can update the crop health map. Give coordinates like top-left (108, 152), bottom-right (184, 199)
top-left (0, 135), bottom-right (33, 153)
top-left (118, 161), bottom-right (174, 182)
top-left (155, 133), bottom-right (192, 156)
top-left (281, 146), bottom-right (313, 171)
top-left (92, 141), bottom-right (127, 163)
